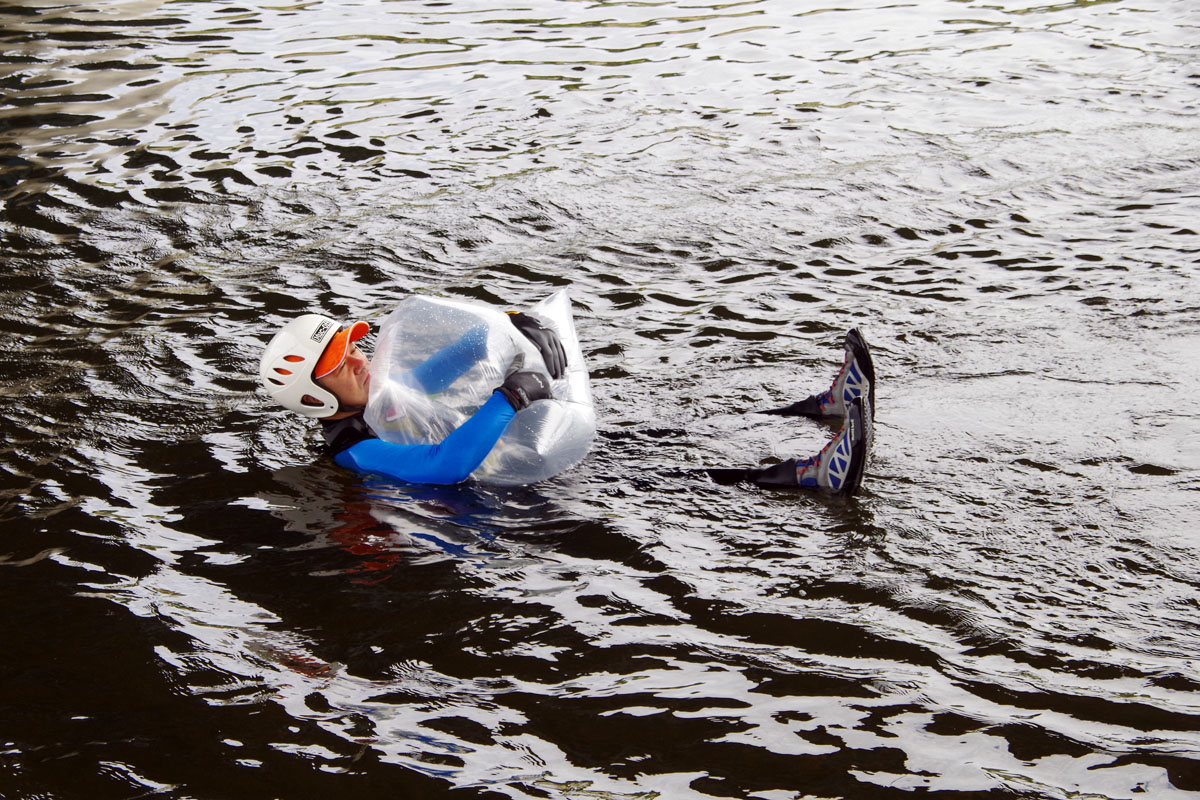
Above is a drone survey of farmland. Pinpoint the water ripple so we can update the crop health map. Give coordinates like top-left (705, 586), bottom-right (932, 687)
top-left (3, 0), bottom-right (1200, 797)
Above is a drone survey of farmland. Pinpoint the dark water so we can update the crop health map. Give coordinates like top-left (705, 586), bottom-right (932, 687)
top-left (3, 0), bottom-right (1199, 797)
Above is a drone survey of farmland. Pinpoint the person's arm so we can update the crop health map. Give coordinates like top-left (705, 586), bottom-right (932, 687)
top-left (409, 324), bottom-right (489, 394)
top-left (333, 391), bottom-right (515, 484)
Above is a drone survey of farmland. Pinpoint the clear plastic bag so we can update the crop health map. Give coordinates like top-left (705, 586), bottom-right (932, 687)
top-left (364, 289), bottom-right (595, 485)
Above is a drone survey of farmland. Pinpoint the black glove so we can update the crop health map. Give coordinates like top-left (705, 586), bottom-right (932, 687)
top-left (497, 370), bottom-right (553, 411)
top-left (508, 312), bottom-right (567, 379)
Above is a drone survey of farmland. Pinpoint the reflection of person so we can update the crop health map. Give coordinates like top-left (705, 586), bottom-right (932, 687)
top-left (260, 305), bottom-right (874, 495)
top-left (259, 310), bottom-right (564, 485)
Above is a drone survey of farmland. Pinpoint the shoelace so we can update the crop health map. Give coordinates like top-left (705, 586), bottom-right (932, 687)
top-left (797, 421), bottom-right (846, 475)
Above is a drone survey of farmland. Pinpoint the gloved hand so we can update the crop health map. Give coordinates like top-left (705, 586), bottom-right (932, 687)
top-left (497, 370), bottom-right (553, 411)
top-left (508, 312), bottom-right (566, 379)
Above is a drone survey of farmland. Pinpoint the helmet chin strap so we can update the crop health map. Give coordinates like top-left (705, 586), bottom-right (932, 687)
top-left (313, 375), bottom-right (365, 416)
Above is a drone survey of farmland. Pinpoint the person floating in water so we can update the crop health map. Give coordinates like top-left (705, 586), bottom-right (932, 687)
top-left (258, 309), bottom-right (874, 495)
top-left (260, 309), bottom-right (565, 486)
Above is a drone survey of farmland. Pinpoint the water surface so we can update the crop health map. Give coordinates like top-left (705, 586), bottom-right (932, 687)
top-left (2, 0), bottom-right (1199, 797)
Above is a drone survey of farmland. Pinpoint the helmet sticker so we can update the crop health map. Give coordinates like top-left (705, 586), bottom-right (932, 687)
top-left (311, 319), bottom-right (334, 342)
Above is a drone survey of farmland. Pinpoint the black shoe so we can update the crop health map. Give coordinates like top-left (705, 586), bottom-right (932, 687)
top-left (709, 396), bottom-right (873, 496)
top-left (761, 328), bottom-right (875, 420)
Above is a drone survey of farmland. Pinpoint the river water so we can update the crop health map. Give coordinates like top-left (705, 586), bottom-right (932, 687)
top-left (2, 0), bottom-right (1199, 797)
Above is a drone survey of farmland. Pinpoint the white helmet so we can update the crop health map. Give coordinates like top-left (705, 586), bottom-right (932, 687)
top-left (259, 314), bottom-right (342, 418)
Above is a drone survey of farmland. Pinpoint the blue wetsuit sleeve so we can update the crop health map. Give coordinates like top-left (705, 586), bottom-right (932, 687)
top-left (409, 324), bottom-right (489, 394)
top-left (333, 392), bottom-right (515, 485)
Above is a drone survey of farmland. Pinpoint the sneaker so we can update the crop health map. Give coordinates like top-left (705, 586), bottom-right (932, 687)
top-left (796, 395), bottom-right (871, 494)
top-left (761, 328), bottom-right (875, 420)
top-left (713, 395), bottom-right (871, 495)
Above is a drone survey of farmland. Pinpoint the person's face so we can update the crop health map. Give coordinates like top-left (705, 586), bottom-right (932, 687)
top-left (317, 343), bottom-right (370, 409)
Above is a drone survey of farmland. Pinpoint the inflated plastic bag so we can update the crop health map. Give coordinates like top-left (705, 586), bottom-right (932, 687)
top-left (364, 289), bottom-right (595, 485)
